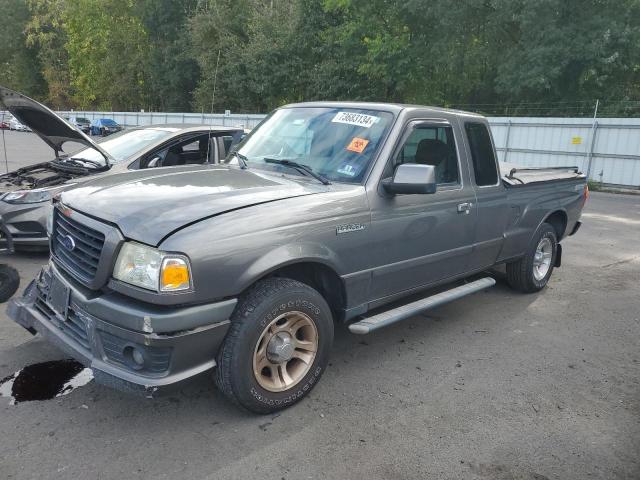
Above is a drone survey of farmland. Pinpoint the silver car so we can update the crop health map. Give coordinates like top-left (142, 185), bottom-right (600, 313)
top-left (69, 116), bottom-right (91, 133)
top-left (0, 86), bottom-right (246, 248)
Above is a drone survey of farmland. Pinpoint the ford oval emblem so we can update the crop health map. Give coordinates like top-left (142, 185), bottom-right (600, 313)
top-left (60, 234), bottom-right (76, 251)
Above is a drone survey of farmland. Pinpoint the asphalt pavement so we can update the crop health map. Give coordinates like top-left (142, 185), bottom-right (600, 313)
top-left (0, 131), bottom-right (638, 479)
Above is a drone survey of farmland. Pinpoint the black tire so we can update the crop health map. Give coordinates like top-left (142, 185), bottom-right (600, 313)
top-left (506, 222), bottom-right (558, 293)
top-left (215, 277), bottom-right (334, 414)
top-left (0, 264), bottom-right (20, 303)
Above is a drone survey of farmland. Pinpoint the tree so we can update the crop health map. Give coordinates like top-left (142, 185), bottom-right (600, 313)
top-left (62, 0), bottom-right (149, 110)
top-left (0, 0), bottom-right (46, 99)
top-left (136, 0), bottom-right (200, 111)
top-left (2, 0), bottom-right (638, 115)
top-left (189, 0), bottom-right (254, 112)
top-left (25, 0), bottom-right (71, 108)
top-left (493, 0), bottom-right (640, 112)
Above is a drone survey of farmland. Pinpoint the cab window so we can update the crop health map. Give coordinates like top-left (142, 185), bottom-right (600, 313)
top-left (465, 122), bottom-right (498, 186)
top-left (394, 124), bottom-right (460, 185)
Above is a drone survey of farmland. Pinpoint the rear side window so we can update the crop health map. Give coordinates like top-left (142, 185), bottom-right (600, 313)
top-left (465, 122), bottom-right (498, 186)
top-left (181, 139), bottom-right (201, 151)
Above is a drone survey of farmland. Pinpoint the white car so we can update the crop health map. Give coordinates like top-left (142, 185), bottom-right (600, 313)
top-left (8, 116), bottom-right (30, 132)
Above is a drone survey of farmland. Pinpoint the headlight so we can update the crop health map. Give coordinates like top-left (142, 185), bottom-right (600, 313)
top-left (113, 242), bottom-right (192, 292)
top-left (3, 186), bottom-right (62, 204)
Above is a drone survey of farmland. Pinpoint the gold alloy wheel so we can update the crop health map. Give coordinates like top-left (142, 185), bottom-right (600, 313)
top-left (253, 311), bottom-right (319, 392)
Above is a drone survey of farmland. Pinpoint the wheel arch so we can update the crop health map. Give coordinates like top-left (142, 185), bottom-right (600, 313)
top-left (262, 261), bottom-right (346, 321)
top-left (236, 245), bottom-right (347, 321)
top-left (543, 209), bottom-right (568, 240)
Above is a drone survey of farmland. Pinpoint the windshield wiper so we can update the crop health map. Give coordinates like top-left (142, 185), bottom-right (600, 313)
top-left (230, 151), bottom-right (248, 169)
top-left (263, 158), bottom-right (331, 185)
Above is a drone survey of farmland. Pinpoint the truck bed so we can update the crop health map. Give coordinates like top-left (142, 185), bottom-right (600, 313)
top-left (500, 162), bottom-right (585, 186)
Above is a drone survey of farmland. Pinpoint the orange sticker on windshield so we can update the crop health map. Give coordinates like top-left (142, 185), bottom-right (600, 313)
top-left (346, 137), bottom-right (369, 154)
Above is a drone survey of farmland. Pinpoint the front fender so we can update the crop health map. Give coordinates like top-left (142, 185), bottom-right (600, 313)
top-left (236, 241), bottom-right (344, 293)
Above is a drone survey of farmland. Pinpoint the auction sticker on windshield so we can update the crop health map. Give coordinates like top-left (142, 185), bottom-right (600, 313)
top-left (346, 137), bottom-right (369, 153)
top-left (332, 112), bottom-right (380, 128)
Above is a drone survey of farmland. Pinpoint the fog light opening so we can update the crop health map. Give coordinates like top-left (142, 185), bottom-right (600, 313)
top-left (123, 345), bottom-right (145, 370)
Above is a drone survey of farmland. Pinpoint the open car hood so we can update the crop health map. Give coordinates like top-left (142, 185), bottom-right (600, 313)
top-left (0, 86), bottom-right (113, 164)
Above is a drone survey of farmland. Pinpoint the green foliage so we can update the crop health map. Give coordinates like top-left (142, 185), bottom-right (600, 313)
top-left (1, 0), bottom-right (639, 114)
top-left (0, 0), bottom-right (46, 99)
top-left (63, 0), bottom-right (149, 110)
top-left (136, 0), bottom-right (200, 111)
top-left (24, 0), bottom-right (70, 107)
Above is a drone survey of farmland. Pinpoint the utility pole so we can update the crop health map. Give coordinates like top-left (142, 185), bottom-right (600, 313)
top-left (210, 49), bottom-right (221, 114)
top-left (586, 99), bottom-right (599, 179)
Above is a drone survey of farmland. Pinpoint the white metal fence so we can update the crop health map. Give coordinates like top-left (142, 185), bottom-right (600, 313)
top-left (4, 109), bottom-right (640, 187)
top-left (488, 117), bottom-right (640, 188)
top-left (57, 110), bottom-right (267, 130)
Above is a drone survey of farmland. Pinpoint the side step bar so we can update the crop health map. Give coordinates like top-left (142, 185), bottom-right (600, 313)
top-left (348, 277), bottom-right (496, 334)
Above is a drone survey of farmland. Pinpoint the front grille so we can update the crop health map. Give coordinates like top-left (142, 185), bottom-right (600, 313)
top-left (34, 282), bottom-right (91, 350)
top-left (52, 208), bottom-right (105, 282)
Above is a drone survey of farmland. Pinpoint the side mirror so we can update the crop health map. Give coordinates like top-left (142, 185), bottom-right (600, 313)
top-left (382, 163), bottom-right (437, 195)
top-left (147, 156), bottom-right (161, 168)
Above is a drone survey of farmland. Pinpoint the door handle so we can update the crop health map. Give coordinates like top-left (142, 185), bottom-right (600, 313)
top-left (457, 202), bottom-right (472, 214)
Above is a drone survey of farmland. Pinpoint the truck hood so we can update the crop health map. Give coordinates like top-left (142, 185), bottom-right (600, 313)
top-left (60, 165), bottom-right (326, 245)
top-left (0, 86), bottom-right (112, 164)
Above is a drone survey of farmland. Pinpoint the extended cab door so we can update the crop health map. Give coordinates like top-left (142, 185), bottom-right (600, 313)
top-left (461, 120), bottom-right (510, 270)
top-left (367, 119), bottom-right (477, 300)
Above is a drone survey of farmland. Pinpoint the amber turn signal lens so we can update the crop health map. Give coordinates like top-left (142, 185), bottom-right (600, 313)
top-left (160, 258), bottom-right (191, 291)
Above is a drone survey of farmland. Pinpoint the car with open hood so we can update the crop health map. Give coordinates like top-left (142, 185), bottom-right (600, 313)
top-left (0, 86), bottom-right (245, 248)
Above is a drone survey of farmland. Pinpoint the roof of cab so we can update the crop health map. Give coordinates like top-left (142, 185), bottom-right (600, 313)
top-left (280, 101), bottom-right (485, 119)
top-left (127, 124), bottom-right (246, 133)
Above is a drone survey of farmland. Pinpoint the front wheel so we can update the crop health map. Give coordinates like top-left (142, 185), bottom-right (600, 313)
top-left (506, 222), bottom-right (558, 293)
top-left (0, 264), bottom-right (20, 303)
top-left (215, 278), bottom-right (334, 413)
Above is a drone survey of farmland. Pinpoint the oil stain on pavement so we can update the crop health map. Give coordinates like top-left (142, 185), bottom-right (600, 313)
top-left (0, 359), bottom-right (93, 405)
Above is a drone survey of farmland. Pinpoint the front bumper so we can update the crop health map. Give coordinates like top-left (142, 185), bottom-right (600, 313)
top-left (101, 127), bottom-right (121, 136)
top-left (0, 200), bottom-right (48, 247)
top-left (8, 264), bottom-right (235, 395)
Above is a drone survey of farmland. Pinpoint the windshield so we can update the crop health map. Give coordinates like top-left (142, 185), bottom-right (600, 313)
top-left (68, 128), bottom-right (174, 163)
top-left (99, 119), bottom-right (117, 126)
top-left (235, 107), bottom-right (394, 183)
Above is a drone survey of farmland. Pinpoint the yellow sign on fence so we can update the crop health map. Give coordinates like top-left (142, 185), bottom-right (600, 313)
top-left (571, 136), bottom-right (582, 145)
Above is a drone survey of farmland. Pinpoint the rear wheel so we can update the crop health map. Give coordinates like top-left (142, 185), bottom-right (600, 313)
top-left (215, 278), bottom-right (333, 413)
top-left (506, 223), bottom-right (558, 293)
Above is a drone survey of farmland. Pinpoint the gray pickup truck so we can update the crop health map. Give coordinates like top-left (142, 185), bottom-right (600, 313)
top-left (9, 102), bottom-right (587, 413)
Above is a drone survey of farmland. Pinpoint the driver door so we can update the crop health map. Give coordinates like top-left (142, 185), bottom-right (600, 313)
top-left (367, 120), bottom-right (477, 300)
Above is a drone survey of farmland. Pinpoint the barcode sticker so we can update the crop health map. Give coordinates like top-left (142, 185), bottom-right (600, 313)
top-left (332, 112), bottom-right (379, 128)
